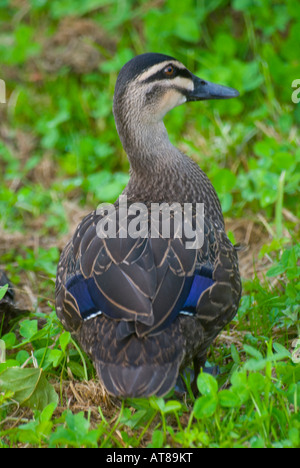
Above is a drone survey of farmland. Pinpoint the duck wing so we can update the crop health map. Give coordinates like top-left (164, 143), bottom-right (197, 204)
top-left (56, 206), bottom-right (240, 397)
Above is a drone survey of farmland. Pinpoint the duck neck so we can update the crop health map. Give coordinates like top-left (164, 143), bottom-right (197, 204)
top-left (115, 110), bottom-right (183, 176)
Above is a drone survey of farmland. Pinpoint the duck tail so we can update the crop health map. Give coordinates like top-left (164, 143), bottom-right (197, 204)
top-left (79, 316), bottom-right (184, 398)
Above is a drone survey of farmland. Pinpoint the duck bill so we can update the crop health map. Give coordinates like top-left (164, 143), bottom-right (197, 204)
top-left (187, 75), bottom-right (239, 101)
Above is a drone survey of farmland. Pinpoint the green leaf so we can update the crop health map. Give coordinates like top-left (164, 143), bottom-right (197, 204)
top-left (0, 367), bottom-right (58, 411)
top-left (230, 371), bottom-right (250, 404)
top-left (67, 361), bottom-right (86, 379)
top-left (273, 342), bottom-right (292, 359)
top-left (266, 264), bottom-right (286, 277)
top-left (248, 373), bottom-right (266, 393)
top-left (212, 169), bottom-right (237, 194)
top-left (164, 400), bottom-right (182, 413)
top-left (59, 331), bottom-right (71, 353)
top-left (288, 428), bottom-right (299, 448)
top-left (197, 372), bottom-right (218, 396)
top-left (219, 389), bottom-right (241, 408)
top-left (231, 343), bottom-right (241, 364)
top-left (149, 396), bottom-right (165, 413)
top-left (19, 319), bottom-right (38, 340)
top-left (151, 430), bottom-right (164, 448)
top-left (49, 349), bottom-right (63, 368)
top-left (243, 344), bottom-right (263, 360)
top-left (65, 410), bottom-right (89, 434)
top-left (1, 332), bottom-right (16, 349)
top-left (49, 411), bottom-right (99, 448)
top-left (0, 283), bottom-right (8, 300)
top-left (250, 436), bottom-right (265, 448)
top-left (193, 394), bottom-right (217, 419)
top-left (40, 401), bottom-right (57, 423)
top-left (230, 370), bottom-right (247, 387)
top-left (244, 358), bottom-right (268, 371)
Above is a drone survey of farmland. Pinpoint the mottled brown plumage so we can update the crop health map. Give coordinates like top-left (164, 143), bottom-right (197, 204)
top-left (56, 53), bottom-right (241, 397)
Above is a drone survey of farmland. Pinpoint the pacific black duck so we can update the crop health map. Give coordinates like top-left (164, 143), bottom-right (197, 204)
top-left (56, 53), bottom-right (241, 397)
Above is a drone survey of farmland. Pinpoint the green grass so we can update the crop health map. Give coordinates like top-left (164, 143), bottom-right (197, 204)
top-left (0, 0), bottom-right (299, 448)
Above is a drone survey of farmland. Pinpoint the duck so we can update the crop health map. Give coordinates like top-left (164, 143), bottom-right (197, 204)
top-left (55, 53), bottom-right (242, 398)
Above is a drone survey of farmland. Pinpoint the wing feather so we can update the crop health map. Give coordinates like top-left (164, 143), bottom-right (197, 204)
top-left (56, 204), bottom-right (241, 397)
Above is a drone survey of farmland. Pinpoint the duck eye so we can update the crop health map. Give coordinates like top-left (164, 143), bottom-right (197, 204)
top-left (164, 65), bottom-right (174, 76)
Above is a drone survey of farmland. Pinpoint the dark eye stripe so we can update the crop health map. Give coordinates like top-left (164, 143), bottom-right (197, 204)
top-left (141, 66), bottom-right (192, 84)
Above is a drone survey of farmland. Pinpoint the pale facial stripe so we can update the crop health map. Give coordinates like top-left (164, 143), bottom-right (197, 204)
top-left (168, 75), bottom-right (194, 92)
top-left (137, 60), bottom-right (187, 82)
